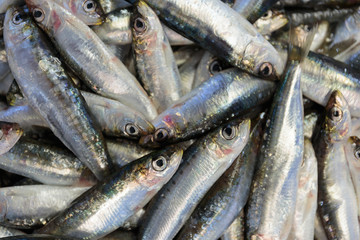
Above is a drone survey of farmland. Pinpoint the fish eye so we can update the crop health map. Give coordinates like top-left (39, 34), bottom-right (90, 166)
top-left (33, 8), bottom-right (45, 22)
top-left (259, 62), bottom-right (273, 78)
top-left (152, 156), bottom-right (167, 171)
top-left (329, 106), bottom-right (342, 122)
top-left (125, 124), bottom-right (140, 136)
top-left (83, 0), bottom-right (97, 13)
top-left (262, 10), bottom-right (272, 19)
top-left (221, 125), bottom-right (237, 140)
top-left (134, 17), bottom-right (146, 33)
top-left (12, 11), bottom-right (24, 25)
top-left (209, 60), bottom-right (222, 75)
top-left (154, 128), bottom-right (168, 142)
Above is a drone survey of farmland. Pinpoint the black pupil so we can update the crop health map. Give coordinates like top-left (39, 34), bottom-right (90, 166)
top-left (87, 2), bottom-right (94, 9)
top-left (262, 66), bottom-right (270, 76)
top-left (156, 159), bottom-right (164, 167)
top-left (224, 127), bottom-right (232, 137)
top-left (356, 150), bottom-right (360, 158)
top-left (15, 13), bottom-right (22, 22)
top-left (136, 19), bottom-right (144, 29)
top-left (211, 62), bottom-right (222, 73)
top-left (34, 10), bottom-right (42, 18)
top-left (129, 126), bottom-right (136, 134)
top-left (157, 131), bottom-right (164, 139)
top-left (263, 13), bottom-right (268, 18)
top-left (333, 109), bottom-right (340, 117)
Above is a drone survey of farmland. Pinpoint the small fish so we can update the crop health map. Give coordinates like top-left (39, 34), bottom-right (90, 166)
top-left (37, 147), bottom-right (183, 239)
top-left (128, 0), bottom-right (285, 79)
top-left (314, 91), bottom-right (359, 239)
top-left (140, 119), bottom-right (250, 240)
top-left (0, 185), bottom-right (90, 229)
top-left (140, 69), bottom-right (275, 146)
top-left (132, 1), bottom-right (182, 113)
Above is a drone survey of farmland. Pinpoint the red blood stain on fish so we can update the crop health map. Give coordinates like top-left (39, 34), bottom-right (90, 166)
top-left (69, 0), bottom-right (77, 14)
top-left (52, 10), bottom-right (62, 32)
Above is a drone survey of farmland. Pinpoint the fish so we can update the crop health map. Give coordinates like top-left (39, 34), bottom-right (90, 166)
top-left (313, 90), bottom-right (359, 239)
top-left (4, 6), bottom-right (112, 180)
top-left (245, 27), bottom-right (311, 239)
top-left (37, 147), bottom-right (183, 239)
top-left (253, 9), bottom-right (288, 36)
top-left (232, 0), bottom-right (279, 24)
top-left (345, 136), bottom-right (360, 220)
top-left (0, 185), bottom-right (90, 229)
top-left (287, 138), bottom-right (318, 240)
top-left (179, 50), bottom-right (204, 95)
top-left (221, 212), bottom-right (245, 240)
top-left (175, 117), bottom-right (263, 240)
top-left (98, 0), bottom-right (132, 14)
top-left (0, 122), bottom-right (22, 155)
top-left (132, 1), bottom-right (182, 113)
top-left (140, 69), bottom-right (275, 146)
top-left (0, 227), bottom-right (23, 238)
top-left (26, 0), bottom-right (158, 120)
top-left (52, 0), bottom-right (104, 25)
top-left (139, 119), bottom-right (250, 240)
top-left (127, 0), bottom-right (285, 79)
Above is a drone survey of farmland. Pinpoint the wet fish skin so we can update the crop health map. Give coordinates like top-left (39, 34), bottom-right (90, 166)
top-left (92, 8), bottom-right (132, 45)
top-left (141, 69), bottom-right (275, 146)
top-left (26, 0), bottom-right (158, 120)
top-left (132, 1), bottom-right (182, 113)
top-left (37, 148), bottom-right (183, 240)
top-left (0, 122), bottom-right (22, 155)
top-left (0, 0), bottom-right (25, 14)
top-left (175, 118), bottom-right (263, 240)
top-left (4, 7), bottom-right (112, 180)
top-left (314, 91), bottom-right (359, 239)
top-left (0, 235), bottom-right (81, 240)
top-left (0, 185), bottom-right (90, 229)
top-left (0, 227), bottom-right (23, 238)
top-left (179, 50), bottom-right (204, 95)
top-left (52, 0), bottom-right (104, 25)
top-left (0, 39), bottom-right (10, 81)
top-left (140, 119), bottom-right (251, 240)
top-left (221, 212), bottom-right (245, 240)
top-left (98, 0), bottom-right (132, 14)
top-left (253, 9), bottom-right (288, 36)
top-left (232, 0), bottom-right (279, 23)
top-left (287, 138), bottom-right (318, 240)
top-left (135, 0), bottom-right (285, 79)
top-left (246, 40), bottom-right (305, 238)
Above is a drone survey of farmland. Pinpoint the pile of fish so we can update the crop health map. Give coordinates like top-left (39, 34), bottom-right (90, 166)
top-left (0, 0), bottom-right (359, 239)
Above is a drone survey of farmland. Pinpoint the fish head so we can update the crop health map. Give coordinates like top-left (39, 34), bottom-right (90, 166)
top-left (243, 39), bottom-right (286, 80)
top-left (63, 0), bottom-right (104, 26)
top-left (123, 116), bottom-right (155, 139)
top-left (139, 148), bottom-right (183, 189)
top-left (254, 10), bottom-right (288, 36)
top-left (324, 90), bottom-right (351, 143)
top-left (132, 1), bottom-right (160, 49)
top-left (0, 122), bottom-right (23, 155)
top-left (26, 0), bottom-right (65, 34)
top-left (4, 6), bottom-right (33, 47)
top-left (347, 136), bottom-right (360, 166)
top-left (209, 118), bottom-right (251, 159)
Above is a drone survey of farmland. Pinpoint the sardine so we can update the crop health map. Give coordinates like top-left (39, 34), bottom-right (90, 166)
top-left (128, 0), bottom-right (285, 79)
top-left (132, 1), bottom-right (182, 113)
top-left (4, 7), bottom-right (112, 180)
top-left (0, 185), bottom-right (90, 229)
top-left (140, 69), bottom-right (275, 146)
top-left (37, 147), bottom-right (183, 239)
top-left (26, 0), bottom-right (158, 120)
top-left (314, 91), bottom-right (359, 239)
top-left (139, 119), bottom-right (250, 240)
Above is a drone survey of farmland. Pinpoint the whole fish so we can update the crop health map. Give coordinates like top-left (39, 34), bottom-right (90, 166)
top-left (37, 147), bottom-right (183, 239)
top-left (140, 69), bottom-right (275, 146)
top-left (4, 7), bottom-right (112, 180)
top-left (26, 0), bottom-right (158, 120)
top-left (245, 29), bottom-right (309, 239)
top-left (127, 0), bottom-right (285, 79)
top-left (0, 122), bottom-right (22, 155)
top-left (140, 119), bottom-right (251, 240)
top-left (52, 0), bottom-right (104, 25)
top-left (345, 136), bottom-right (360, 220)
top-left (221, 212), bottom-right (245, 240)
top-left (314, 90), bottom-right (359, 239)
top-left (0, 90), bottom-right (154, 139)
top-left (0, 185), bottom-right (90, 229)
top-left (175, 118), bottom-right (263, 240)
top-left (132, 1), bottom-right (182, 113)
top-left (287, 138), bottom-right (318, 240)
